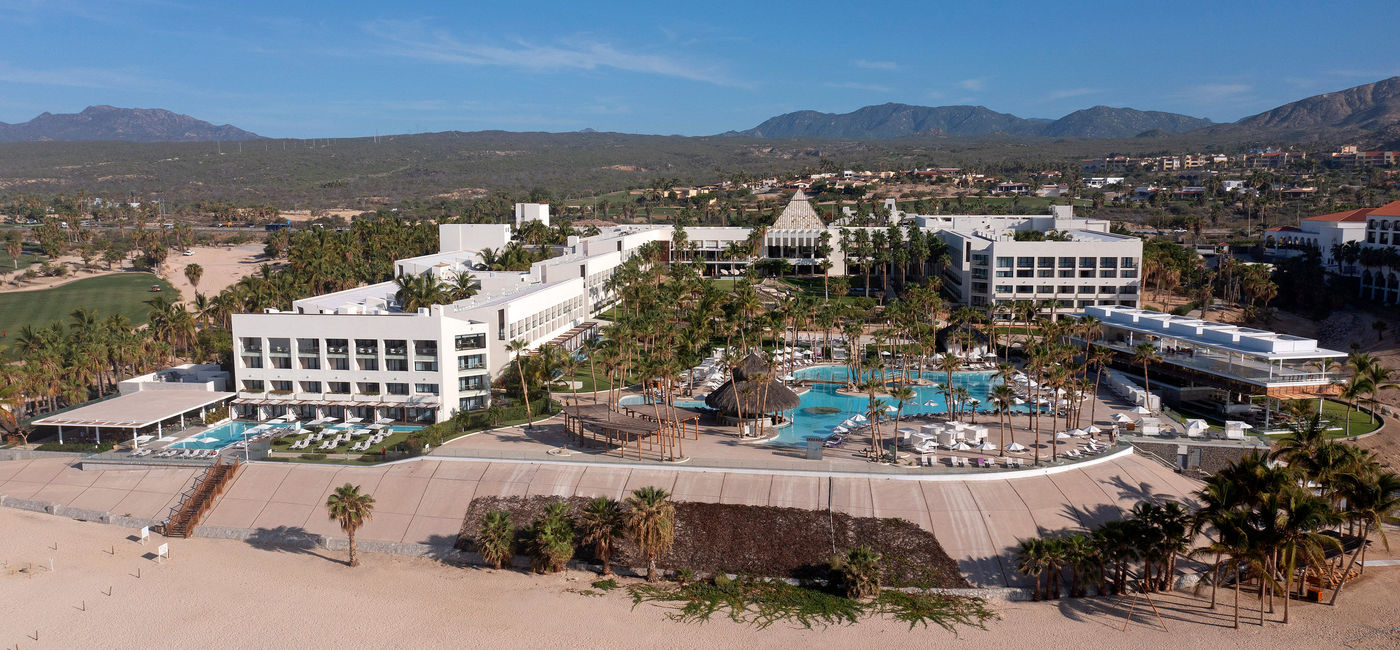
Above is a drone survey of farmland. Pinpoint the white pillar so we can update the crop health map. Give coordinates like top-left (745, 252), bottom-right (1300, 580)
top-left (58, 424), bottom-right (63, 445)
top-left (157, 421), bottom-right (163, 439)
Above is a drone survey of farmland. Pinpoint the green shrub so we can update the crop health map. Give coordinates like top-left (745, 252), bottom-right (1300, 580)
top-left (832, 546), bottom-right (882, 600)
top-left (591, 578), bottom-right (619, 591)
top-left (203, 405), bottom-right (230, 424)
top-left (477, 510), bottom-right (515, 570)
top-left (527, 502), bottom-right (576, 574)
top-left (36, 441), bottom-right (116, 453)
top-left (1169, 301), bottom-right (1197, 316)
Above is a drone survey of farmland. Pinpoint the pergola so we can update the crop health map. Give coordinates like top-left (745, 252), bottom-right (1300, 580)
top-left (561, 403), bottom-right (695, 461)
top-left (31, 390), bottom-right (235, 448)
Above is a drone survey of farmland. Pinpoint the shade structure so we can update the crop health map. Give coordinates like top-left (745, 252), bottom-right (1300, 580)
top-left (703, 355), bottom-right (802, 418)
top-left (1012, 398), bottom-right (1026, 405)
top-left (923, 400), bottom-right (939, 407)
top-left (832, 426), bottom-right (849, 434)
top-left (1069, 428), bottom-right (1087, 437)
top-left (851, 413), bottom-right (868, 422)
top-left (952, 441), bottom-right (972, 451)
top-left (1085, 425), bottom-right (1102, 434)
top-left (1131, 406), bottom-right (1152, 415)
top-left (884, 405), bottom-right (898, 413)
top-left (1006, 441), bottom-right (1028, 452)
top-left (1055, 431), bottom-right (1072, 439)
top-left (1111, 413), bottom-right (1133, 423)
top-left (977, 441), bottom-right (997, 451)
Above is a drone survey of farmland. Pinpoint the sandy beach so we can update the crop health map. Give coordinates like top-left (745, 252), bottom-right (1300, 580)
top-left (2, 508), bottom-right (1397, 649)
top-left (2, 244), bottom-right (267, 302)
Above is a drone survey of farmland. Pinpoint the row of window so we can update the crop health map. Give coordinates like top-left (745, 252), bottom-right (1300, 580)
top-left (992, 269), bottom-right (1138, 279)
top-left (242, 355), bottom-right (454, 372)
top-left (992, 256), bottom-right (1137, 269)
top-left (240, 380), bottom-right (440, 395)
top-left (986, 284), bottom-right (1139, 295)
top-left (506, 295), bottom-right (585, 341)
top-left (241, 337), bottom-right (442, 359)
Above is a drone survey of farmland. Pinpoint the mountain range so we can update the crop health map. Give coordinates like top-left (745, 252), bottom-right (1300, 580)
top-left (733, 77), bottom-right (1400, 144)
top-left (0, 105), bottom-right (262, 142)
top-left (732, 104), bottom-right (1214, 139)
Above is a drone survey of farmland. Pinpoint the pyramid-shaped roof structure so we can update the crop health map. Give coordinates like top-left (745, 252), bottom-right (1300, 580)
top-left (772, 190), bottom-right (825, 230)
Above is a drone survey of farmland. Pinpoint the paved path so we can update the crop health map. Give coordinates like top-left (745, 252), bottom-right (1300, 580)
top-left (0, 452), bottom-right (1200, 587)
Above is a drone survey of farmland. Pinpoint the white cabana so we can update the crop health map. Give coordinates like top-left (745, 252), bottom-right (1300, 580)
top-left (1111, 413), bottom-right (1133, 423)
top-left (1184, 418), bottom-right (1209, 437)
top-left (1006, 441), bottom-right (1028, 452)
top-left (1131, 405), bottom-right (1152, 415)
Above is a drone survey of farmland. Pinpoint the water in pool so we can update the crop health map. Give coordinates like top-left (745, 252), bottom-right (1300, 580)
top-left (169, 421), bottom-right (422, 449)
top-left (626, 366), bottom-right (1029, 447)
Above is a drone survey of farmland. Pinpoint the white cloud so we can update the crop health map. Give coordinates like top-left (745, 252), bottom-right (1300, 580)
top-left (825, 81), bottom-right (893, 93)
top-left (1044, 87), bottom-right (1099, 101)
top-left (0, 60), bottom-right (156, 89)
top-left (853, 59), bottom-right (896, 71)
top-left (956, 77), bottom-right (987, 92)
top-left (363, 20), bottom-right (739, 87)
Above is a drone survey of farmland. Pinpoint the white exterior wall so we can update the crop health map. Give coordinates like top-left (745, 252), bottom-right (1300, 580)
top-left (437, 224), bottom-right (513, 256)
top-left (940, 232), bottom-right (1142, 313)
top-left (231, 307), bottom-right (490, 424)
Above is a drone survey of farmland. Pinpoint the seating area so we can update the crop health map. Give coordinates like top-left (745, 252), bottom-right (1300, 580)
top-left (143, 447), bottom-right (221, 459)
top-left (285, 422), bottom-right (392, 454)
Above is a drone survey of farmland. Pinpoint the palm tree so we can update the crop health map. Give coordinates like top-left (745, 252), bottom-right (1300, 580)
top-left (1272, 486), bottom-right (1341, 623)
top-left (507, 339), bottom-right (534, 429)
top-left (477, 510), bottom-right (515, 569)
top-left (1015, 538), bottom-right (1046, 601)
top-left (577, 496), bottom-right (624, 575)
top-left (325, 483), bottom-right (375, 567)
top-left (625, 486), bottom-right (676, 582)
top-left (935, 353), bottom-right (962, 417)
top-left (1328, 469), bottom-right (1400, 606)
top-left (183, 263), bottom-right (203, 292)
top-left (833, 546), bottom-right (882, 599)
top-left (991, 383), bottom-right (1015, 456)
top-left (1132, 342), bottom-right (1161, 411)
top-left (1360, 362), bottom-right (1396, 425)
top-left (889, 385), bottom-right (916, 457)
top-left (527, 502), bottom-right (575, 574)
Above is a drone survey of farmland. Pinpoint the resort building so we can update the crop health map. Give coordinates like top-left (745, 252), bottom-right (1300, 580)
top-left (1263, 207), bottom-right (1370, 272)
top-left (31, 364), bottom-right (234, 446)
top-left (229, 195), bottom-right (1142, 424)
top-left (1074, 305), bottom-right (1345, 429)
top-left (1359, 201), bottom-right (1400, 304)
top-left (929, 206), bottom-right (1143, 314)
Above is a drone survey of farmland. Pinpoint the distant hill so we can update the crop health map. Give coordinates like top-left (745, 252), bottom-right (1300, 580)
top-left (1236, 76), bottom-right (1400, 132)
top-left (1039, 106), bottom-right (1213, 138)
top-left (0, 106), bottom-right (262, 142)
top-left (732, 103), bottom-right (1211, 139)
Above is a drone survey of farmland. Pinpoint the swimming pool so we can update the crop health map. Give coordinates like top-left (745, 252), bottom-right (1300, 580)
top-left (168, 421), bottom-right (423, 449)
top-left (625, 366), bottom-right (1026, 447)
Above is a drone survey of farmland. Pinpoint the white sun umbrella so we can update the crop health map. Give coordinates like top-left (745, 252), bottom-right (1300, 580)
top-left (1085, 425), bottom-right (1102, 434)
top-left (880, 350), bottom-right (890, 356)
top-left (832, 426), bottom-right (849, 434)
top-left (885, 405), bottom-right (899, 413)
top-left (780, 374), bottom-right (795, 381)
top-left (1055, 431), bottom-right (1073, 439)
top-left (1111, 413), bottom-right (1133, 423)
top-left (967, 398), bottom-right (981, 404)
top-left (1131, 406), bottom-right (1152, 415)
top-left (952, 441), bottom-right (973, 451)
top-left (923, 400), bottom-right (939, 407)
top-left (978, 441), bottom-right (997, 451)
top-left (275, 413), bottom-right (296, 421)
top-left (344, 416), bottom-right (364, 424)
top-left (851, 414), bottom-right (868, 422)
top-left (1005, 441), bottom-right (1028, 452)
top-left (1238, 423), bottom-right (1254, 430)
top-left (896, 428), bottom-right (917, 439)
top-left (1012, 397), bottom-right (1026, 405)
top-left (1069, 428), bottom-right (1087, 437)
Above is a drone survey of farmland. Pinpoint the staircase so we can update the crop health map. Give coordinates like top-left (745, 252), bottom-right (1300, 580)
top-left (160, 457), bottom-right (241, 538)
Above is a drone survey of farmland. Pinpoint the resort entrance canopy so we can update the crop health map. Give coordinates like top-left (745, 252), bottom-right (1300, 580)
top-left (1075, 306), bottom-right (1345, 397)
top-left (31, 390), bottom-right (235, 445)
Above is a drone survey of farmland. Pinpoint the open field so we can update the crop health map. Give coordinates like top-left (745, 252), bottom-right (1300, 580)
top-left (0, 272), bottom-right (172, 346)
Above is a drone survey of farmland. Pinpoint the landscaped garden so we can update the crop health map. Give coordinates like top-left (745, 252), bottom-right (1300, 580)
top-left (0, 272), bottom-right (175, 350)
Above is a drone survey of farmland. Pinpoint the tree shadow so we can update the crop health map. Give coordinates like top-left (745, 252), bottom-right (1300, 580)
top-left (420, 533), bottom-right (467, 565)
top-left (244, 525), bottom-right (338, 563)
top-left (1053, 590), bottom-right (1241, 630)
top-left (1107, 475), bottom-right (1173, 504)
top-left (1063, 501), bottom-right (1125, 531)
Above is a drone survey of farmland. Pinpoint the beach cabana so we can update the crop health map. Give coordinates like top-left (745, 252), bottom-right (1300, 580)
top-left (703, 352), bottom-right (801, 435)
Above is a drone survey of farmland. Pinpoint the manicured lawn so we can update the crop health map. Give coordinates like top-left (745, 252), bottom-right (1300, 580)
top-left (0, 273), bottom-right (175, 350)
top-left (0, 241), bottom-right (41, 272)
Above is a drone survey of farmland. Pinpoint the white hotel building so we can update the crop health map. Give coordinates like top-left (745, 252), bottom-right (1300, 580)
top-left (230, 198), bottom-right (1141, 424)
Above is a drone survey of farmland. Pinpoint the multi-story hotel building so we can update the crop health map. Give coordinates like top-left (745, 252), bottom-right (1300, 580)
top-left (1359, 201), bottom-right (1400, 304)
top-left (230, 196), bottom-right (1142, 423)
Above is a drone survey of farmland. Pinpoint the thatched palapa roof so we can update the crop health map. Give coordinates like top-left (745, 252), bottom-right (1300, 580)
top-left (705, 352), bottom-right (801, 416)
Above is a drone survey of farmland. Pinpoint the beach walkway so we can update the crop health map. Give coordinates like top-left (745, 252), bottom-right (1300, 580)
top-left (0, 451), bottom-right (1200, 587)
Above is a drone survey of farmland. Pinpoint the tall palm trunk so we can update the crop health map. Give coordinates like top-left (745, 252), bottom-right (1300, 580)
top-left (1328, 522), bottom-right (1369, 605)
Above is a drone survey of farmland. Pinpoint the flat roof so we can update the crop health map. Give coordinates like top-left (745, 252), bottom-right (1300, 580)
top-left (32, 390), bottom-right (235, 429)
top-left (1082, 306), bottom-right (1345, 360)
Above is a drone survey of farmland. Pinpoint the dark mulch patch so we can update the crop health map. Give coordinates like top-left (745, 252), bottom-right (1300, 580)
top-left (459, 495), bottom-right (968, 589)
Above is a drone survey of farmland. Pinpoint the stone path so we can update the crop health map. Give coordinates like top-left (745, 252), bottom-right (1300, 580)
top-left (0, 452), bottom-right (1200, 587)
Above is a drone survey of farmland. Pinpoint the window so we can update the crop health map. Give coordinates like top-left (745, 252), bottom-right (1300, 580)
top-left (455, 333), bottom-right (486, 350)
top-left (300, 381), bottom-right (322, 393)
top-left (972, 268), bottom-right (988, 280)
top-left (458, 354), bottom-right (486, 371)
top-left (355, 339), bottom-right (378, 355)
top-left (414, 340), bottom-right (437, 357)
top-left (995, 257), bottom-right (1013, 268)
top-left (995, 270), bottom-right (1012, 278)
top-left (1037, 256), bottom-right (1054, 267)
top-left (1037, 285), bottom-right (1054, 294)
top-left (459, 396), bottom-right (486, 411)
top-left (386, 359), bottom-right (409, 372)
top-left (268, 338), bottom-right (290, 354)
top-left (357, 358), bottom-right (379, 371)
top-left (242, 380), bottom-right (265, 391)
top-left (299, 356), bottom-right (320, 370)
top-left (458, 375), bottom-right (487, 391)
top-left (1078, 286), bottom-right (1095, 294)
top-left (242, 356), bottom-right (263, 369)
top-left (271, 357), bottom-right (292, 370)
top-left (1058, 256), bottom-right (1075, 268)
top-left (1079, 270), bottom-right (1095, 278)
top-left (1016, 256), bottom-right (1034, 268)
top-left (414, 383), bottom-right (439, 395)
top-left (1079, 257), bottom-right (1097, 268)
top-left (240, 337), bottom-right (262, 353)
top-left (1077, 300), bottom-right (1095, 308)
top-left (271, 380), bottom-right (292, 392)
top-left (328, 382), bottom-right (350, 394)
top-left (1016, 285), bottom-right (1034, 294)
top-left (1099, 257), bottom-right (1117, 268)
top-left (1121, 257), bottom-right (1137, 268)
top-left (414, 360), bottom-right (438, 372)
top-left (386, 383), bottom-right (410, 396)
top-left (326, 339), bottom-right (348, 354)
top-left (1037, 269), bottom-right (1054, 278)
top-left (1016, 269), bottom-right (1033, 278)
top-left (1120, 286), bottom-right (1138, 295)
top-left (1058, 269), bottom-right (1075, 278)
top-left (1121, 270), bottom-right (1138, 279)
top-left (972, 282), bottom-right (988, 293)
top-left (1099, 270), bottom-right (1118, 278)
top-left (1058, 285), bottom-right (1075, 294)
top-left (357, 382), bottom-right (379, 395)
top-left (994, 284), bottom-right (1012, 293)
top-left (297, 338), bottom-right (319, 354)
top-left (329, 358), bottom-right (349, 371)
top-left (384, 340), bottom-right (407, 356)
top-left (1100, 285), bottom-right (1117, 294)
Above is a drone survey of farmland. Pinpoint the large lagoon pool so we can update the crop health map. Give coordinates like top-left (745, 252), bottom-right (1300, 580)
top-left (626, 366), bottom-right (1026, 447)
top-left (169, 421), bottom-right (422, 450)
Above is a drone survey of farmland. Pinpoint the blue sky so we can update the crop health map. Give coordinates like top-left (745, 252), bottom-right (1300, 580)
top-left (0, 0), bottom-right (1397, 138)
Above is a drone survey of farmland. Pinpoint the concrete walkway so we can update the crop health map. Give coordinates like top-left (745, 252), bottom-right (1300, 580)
top-left (0, 451), bottom-right (1200, 587)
